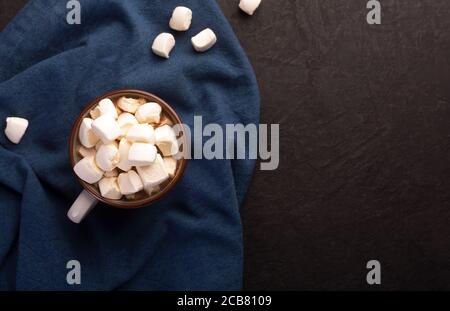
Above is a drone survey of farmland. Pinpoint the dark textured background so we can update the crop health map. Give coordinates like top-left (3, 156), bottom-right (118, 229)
top-left (2, 0), bottom-right (450, 290)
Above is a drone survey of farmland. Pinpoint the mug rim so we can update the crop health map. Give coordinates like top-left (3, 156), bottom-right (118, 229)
top-left (69, 89), bottom-right (188, 209)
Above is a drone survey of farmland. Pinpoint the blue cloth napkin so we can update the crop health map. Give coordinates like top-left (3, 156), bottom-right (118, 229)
top-left (0, 0), bottom-right (259, 290)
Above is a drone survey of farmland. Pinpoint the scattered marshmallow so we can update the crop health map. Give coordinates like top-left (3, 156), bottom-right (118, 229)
top-left (191, 28), bottom-right (217, 52)
top-left (163, 157), bottom-right (177, 177)
top-left (73, 156), bottom-right (104, 184)
top-left (128, 143), bottom-right (157, 167)
top-left (117, 138), bottom-right (133, 172)
top-left (95, 143), bottom-right (120, 172)
top-left (92, 115), bottom-right (121, 144)
top-left (155, 125), bottom-right (179, 156)
top-left (118, 170), bottom-right (144, 195)
top-left (117, 112), bottom-right (139, 137)
top-left (136, 154), bottom-right (169, 190)
top-left (239, 0), bottom-right (262, 15)
top-left (126, 124), bottom-right (155, 144)
top-left (169, 6), bottom-right (193, 31)
top-left (4, 117), bottom-right (29, 144)
top-left (135, 102), bottom-right (162, 124)
top-left (117, 97), bottom-right (142, 114)
top-left (98, 177), bottom-right (122, 200)
top-left (91, 98), bottom-right (118, 120)
top-left (78, 146), bottom-right (96, 158)
top-left (152, 33), bottom-right (176, 59)
top-left (79, 118), bottom-right (99, 148)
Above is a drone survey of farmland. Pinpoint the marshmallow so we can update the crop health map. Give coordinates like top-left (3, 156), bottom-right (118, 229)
top-left (191, 28), bottom-right (217, 52)
top-left (126, 124), bottom-right (155, 144)
top-left (169, 6), bottom-right (192, 31)
top-left (98, 177), bottom-right (122, 200)
top-left (128, 143), bottom-right (157, 167)
top-left (95, 143), bottom-right (120, 172)
top-left (117, 112), bottom-right (138, 137)
top-left (104, 168), bottom-right (119, 178)
top-left (118, 170), bottom-right (144, 195)
top-left (136, 154), bottom-right (169, 190)
top-left (135, 102), bottom-right (162, 124)
top-left (155, 125), bottom-right (179, 156)
top-left (239, 0), bottom-right (262, 15)
top-left (143, 185), bottom-right (153, 195)
top-left (117, 97), bottom-right (142, 114)
top-left (4, 117), bottom-right (29, 144)
top-left (117, 138), bottom-right (132, 171)
top-left (91, 115), bottom-right (121, 144)
top-left (79, 118), bottom-right (99, 148)
top-left (78, 146), bottom-right (96, 158)
top-left (152, 33), bottom-right (176, 59)
top-left (73, 156), bottom-right (104, 184)
top-left (90, 98), bottom-right (118, 120)
top-left (144, 185), bottom-right (161, 196)
top-left (163, 157), bottom-right (177, 177)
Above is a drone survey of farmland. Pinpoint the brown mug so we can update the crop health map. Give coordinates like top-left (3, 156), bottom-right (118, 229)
top-left (68, 89), bottom-right (187, 223)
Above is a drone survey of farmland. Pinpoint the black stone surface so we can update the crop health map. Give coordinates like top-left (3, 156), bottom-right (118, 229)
top-left (1, 0), bottom-right (450, 290)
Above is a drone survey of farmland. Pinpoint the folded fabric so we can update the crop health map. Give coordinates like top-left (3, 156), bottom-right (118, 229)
top-left (0, 0), bottom-right (259, 290)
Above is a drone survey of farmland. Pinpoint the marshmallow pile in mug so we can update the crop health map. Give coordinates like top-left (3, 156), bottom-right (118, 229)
top-left (74, 97), bottom-right (178, 200)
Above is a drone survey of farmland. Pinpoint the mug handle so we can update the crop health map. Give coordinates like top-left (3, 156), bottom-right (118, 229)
top-left (67, 190), bottom-right (98, 224)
